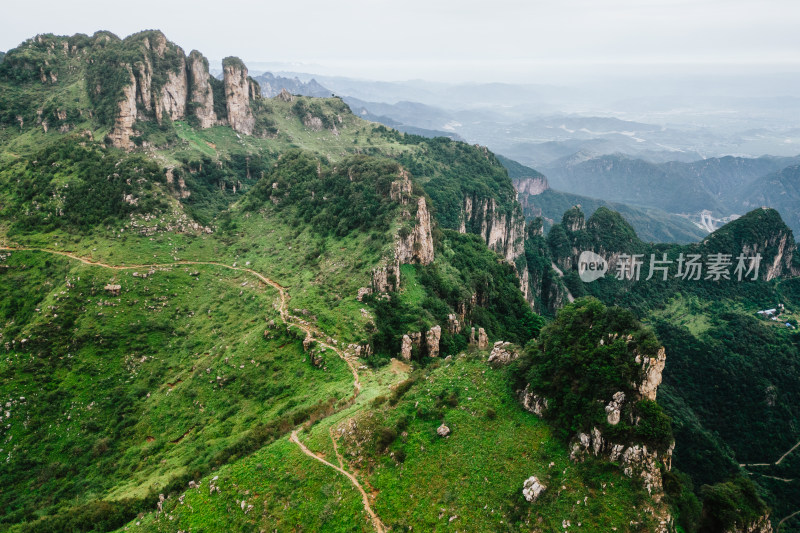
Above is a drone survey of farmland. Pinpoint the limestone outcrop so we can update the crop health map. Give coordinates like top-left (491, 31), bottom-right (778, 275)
top-left (522, 476), bottom-right (547, 502)
top-left (513, 176), bottom-right (550, 197)
top-left (569, 428), bottom-right (674, 497)
top-left (604, 391), bottom-right (625, 425)
top-left (104, 36), bottom-right (261, 148)
top-left (487, 341), bottom-right (519, 366)
top-left (188, 50), bottom-right (217, 128)
top-left (459, 195), bottom-right (525, 266)
top-left (725, 515), bottom-right (774, 533)
top-left (223, 57), bottom-right (256, 135)
top-left (396, 197), bottom-right (434, 265)
top-left (108, 65), bottom-right (138, 150)
top-left (469, 327), bottom-right (489, 349)
top-left (518, 384), bottom-right (549, 417)
top-left (400, 335), bottom-right (413, 361)
top-left (638, 347), bottom-right (666, 401)
top-left (459, 193), bottom-right (528, 299)
top-left (371, 261), bottom-right (400, 294)
top-left (393, 171), bottom-right (434, 265)
top-left (426, 326), bottom-right (441, 357)
top-left (159, 54), bottom-right (187, 122)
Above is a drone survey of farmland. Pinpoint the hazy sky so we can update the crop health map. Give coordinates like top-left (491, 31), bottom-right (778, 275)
top-left (2, 0), bottom-right (799, 82)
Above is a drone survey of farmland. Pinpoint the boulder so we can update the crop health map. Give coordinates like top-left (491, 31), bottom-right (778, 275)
top-left (522, 476), bottom-right (547, 502)
top-left (437, 423), bottom-right (450, 437)
top-left (487, 341), bottom-right (518, 366)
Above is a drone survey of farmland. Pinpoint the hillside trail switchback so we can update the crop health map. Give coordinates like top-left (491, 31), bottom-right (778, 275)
top-left (1, 245), bottom-right (380, 527)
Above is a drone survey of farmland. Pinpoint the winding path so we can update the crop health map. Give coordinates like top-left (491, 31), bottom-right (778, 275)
top-left (739, 437), bottom-right (800, 471)
top-left (1, 245), bottom-right (374, 526)
top-left (0, 246), bottom-right (361, 395)
top-left (291, 430), bottom-right (385, 533)
top-left (736, 436), bottom-right (800, 531)
top-left (778, 509), bottom-right (800, 531)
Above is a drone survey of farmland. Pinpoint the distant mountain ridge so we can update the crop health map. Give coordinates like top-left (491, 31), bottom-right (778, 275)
top-left (251, 72), bottom-right (332, 98)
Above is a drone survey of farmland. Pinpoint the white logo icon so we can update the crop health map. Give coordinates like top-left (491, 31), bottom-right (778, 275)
top-left (578, 251), bottom-right (607, 282)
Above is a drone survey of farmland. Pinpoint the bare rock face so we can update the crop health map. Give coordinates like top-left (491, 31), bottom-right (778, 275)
top-left (522, 476), bottom-right (547, 502)
top-left (109, 65), bottom-right (138, 150)
top-left (372, 261), bottom-right (401, 294)
top-left (426, 325), bottom-right (442, 357)
top-left (459, 195), bottom-right (525, 265)
top-left (396, 197), bottom-right (435, 265)
top-left (104, 283), bottom-right (121, 296)
top-left (159, 53), bottom-right (188, 121)
top-left (605, 391), bottom-right (626, 425)
top-left (393, 170), bottom-right (434, 266)
top-left (487, 341), bottom-right (519, 366)
top-left (468, 326), bottom-right (489, 349)
top-left (638, 347), bottom-right (666, 401)
top-left (513, 176), bottom-right (550, 196)
top-left (459, 194), bottom-right (527, 296)
top-left (437, 423), bottom-right (450, 437)
top-left (276, 88), bottom-right (294, 102)
top-left (570, 427), bottom-right (674, 498)
top-left (518, 384), bottom-right (549, 416)
top-left (390, 170), bottom-right (414, 204)
top-left (223, 57), bottom-right (255, 135)
top-left (188, 50), bottom-right (217, 128)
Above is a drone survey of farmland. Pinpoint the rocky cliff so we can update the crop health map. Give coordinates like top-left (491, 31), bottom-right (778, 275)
top-left (99, 33), bottom-right (261, 149)
top-left (187, 50), bottom-right (217, 128)
top-left (393, 171), bottom-right (434, 265)
top-left (368, 169), bottom-right (434, 296)
top-left (513, 176), bottom-right (550, 197)
top-left (703, 207), bottom-right (800, 281)
top-left (459, 193), bottom-right (529, 299)
top-left (222, 56), bottom-right (257, 135)
top-left (519, 334), bottom-right (674, 530)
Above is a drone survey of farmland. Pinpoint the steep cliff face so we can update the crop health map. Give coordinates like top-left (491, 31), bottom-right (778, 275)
top-left (513, 176), bottom-right (550, 197)
top-left (223, 57), bottom-right (256, 135)
top-left (187, 50), bottom-right (217, 128)
top-left (703, 207), bottom-right (799, 281)
top-left (108, 65), bottom-right (138, 151)
top-left (459, 193), bottom-right (528, 300)
top-left (101, 35), bottom-right (262, 149)
top-left (159, 54), bottom-right (187, 122)
top-left (459, 195), bottom-right (525, 264)
top-left (368, 169), bottom-right (434, 295)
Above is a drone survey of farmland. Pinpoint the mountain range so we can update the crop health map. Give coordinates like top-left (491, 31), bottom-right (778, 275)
top-left (0, 30), bottom-right (797, 533)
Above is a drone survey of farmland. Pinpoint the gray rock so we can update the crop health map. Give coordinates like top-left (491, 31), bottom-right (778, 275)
top-left (522, 476), bottom-right (547, 502)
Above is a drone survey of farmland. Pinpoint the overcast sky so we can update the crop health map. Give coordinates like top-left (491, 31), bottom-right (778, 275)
top-left (2, 0), bottom-right (799, 82)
